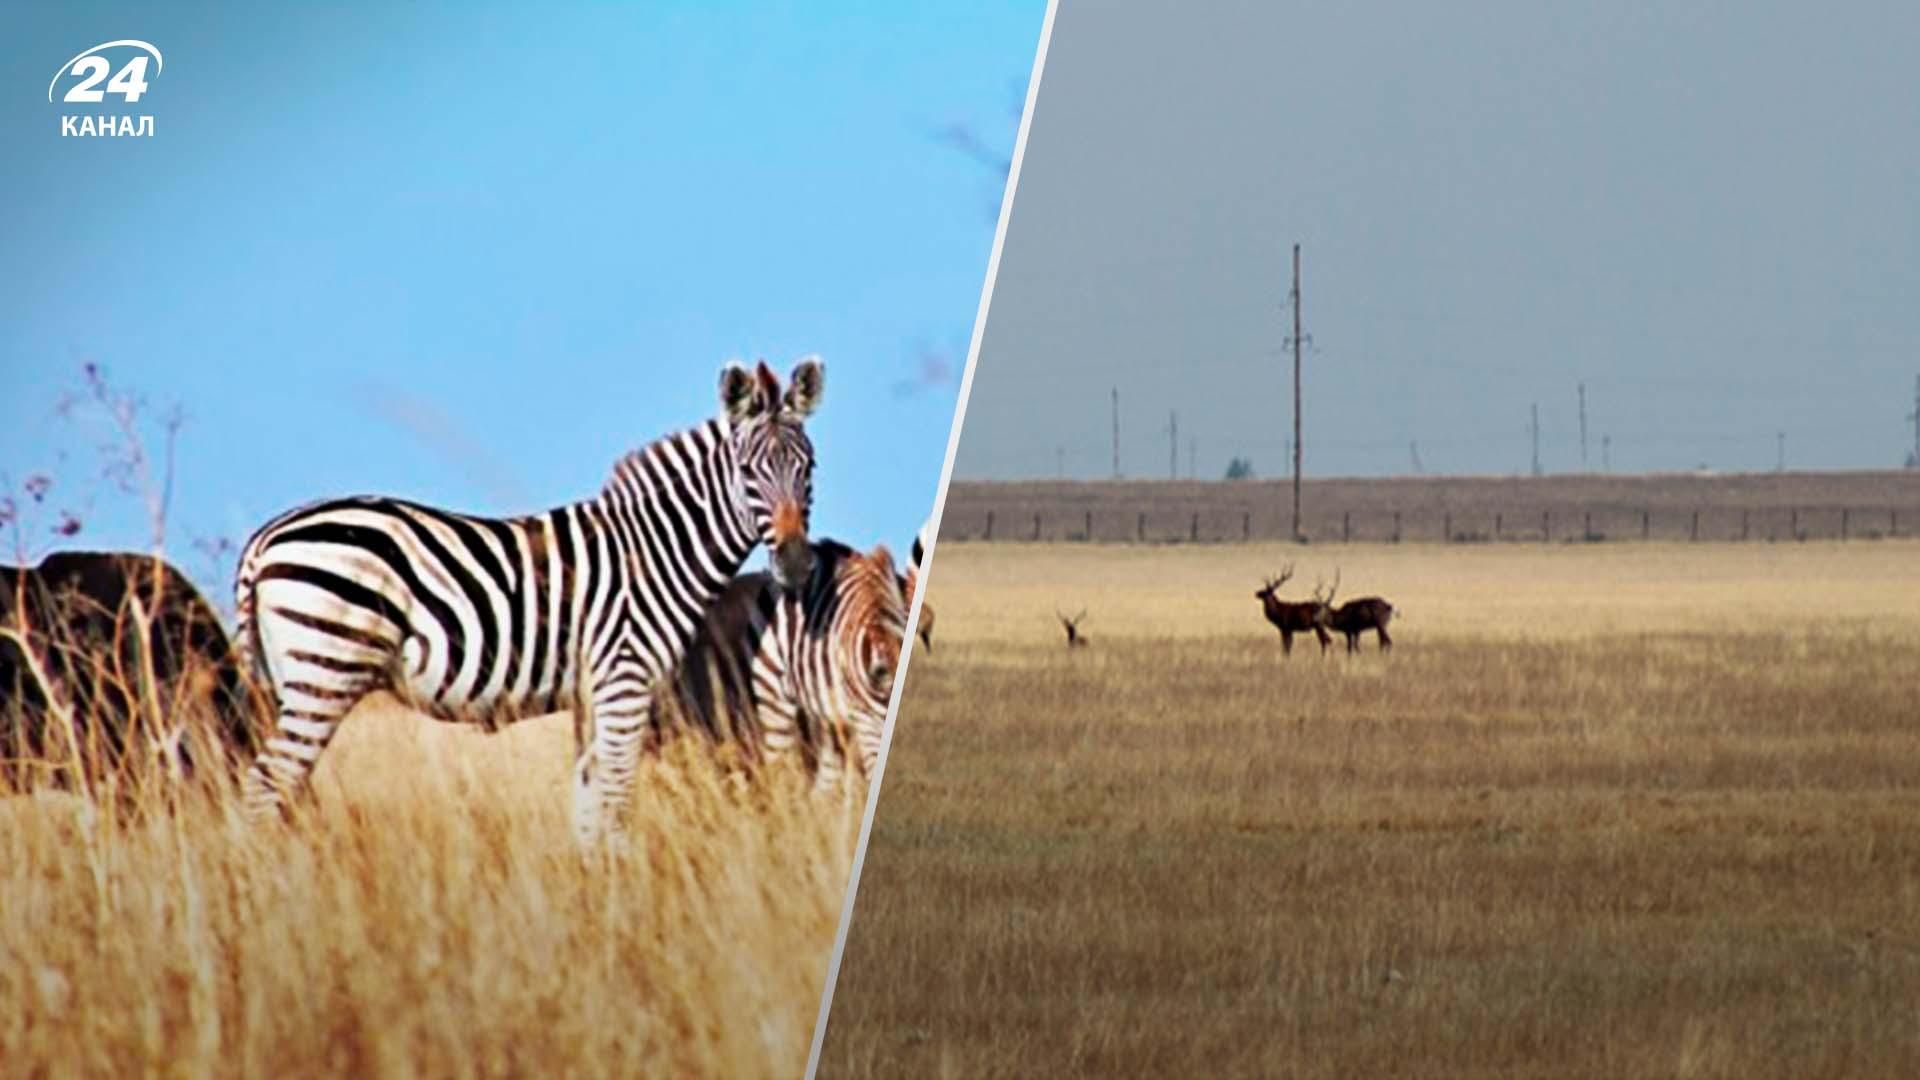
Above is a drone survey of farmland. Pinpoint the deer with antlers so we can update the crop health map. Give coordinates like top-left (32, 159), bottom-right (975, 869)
top-left (1254, 564), bottom-right (1333, 656)
top-left (1057, 609), bottom-right (1089, 649)
top-left (1320, 569), bottom-right (1395, 653)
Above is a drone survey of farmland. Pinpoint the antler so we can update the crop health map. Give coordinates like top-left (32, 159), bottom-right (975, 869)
top-left (1315, 569), bottom-right (1341, 606)
top-left (1074, 608), bottom-right (1087, 625)
top-left (1275, 563), bottom-right (1295, 588)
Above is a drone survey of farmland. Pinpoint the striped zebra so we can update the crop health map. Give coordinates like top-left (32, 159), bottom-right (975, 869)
top-left (233, 359), bottom-right (824, 843)
top-left (651, 538), bottom-right (907, 789)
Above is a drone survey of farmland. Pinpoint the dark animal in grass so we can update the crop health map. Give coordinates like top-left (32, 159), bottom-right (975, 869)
top-left (1320, 570), bottom-right (1394, 653)
top-left (1254, 564), bottom-right (1332, 656)
top-left (1057, 609), bottom-right (1089, 648)
top-left (0, 551), bottom-right (260, 798)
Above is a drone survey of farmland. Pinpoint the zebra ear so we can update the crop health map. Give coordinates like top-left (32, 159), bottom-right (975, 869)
top-left (784, 355), bottom-right (825, 418)
top-left (867, 543), bottom-right (896, 582)
top-left (720, 362), bottom-right (767, 423)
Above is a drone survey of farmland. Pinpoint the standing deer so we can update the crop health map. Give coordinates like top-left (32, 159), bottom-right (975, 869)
top-left (1254, 565), bottom-right (1332, 656)
top-left (1057, 609), bottom-right (1089, 648)
top-left (1320, 570), bottom-right (1394, 653)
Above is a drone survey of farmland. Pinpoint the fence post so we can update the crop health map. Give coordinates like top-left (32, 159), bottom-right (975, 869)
top-left (1542, 510), bottom-right (1551, 543)
top-left (1243, 511), bottom-right (1251, 541)
top-left (1690, 510), bottom-right (1699, 542)
top-left (985, 511), bottom-right (995, 541)
top-left (1191, 511), bottom-right (1200, 542)
top-left (1444, 512), bottom-right (1452, 544)
top-left (1893, 509), bottom-right (1899, 538)
top-left (1392, 510), bottom-right (1402, 544)
top-left (1033, 513), bottom-right (1042, 541)
top-left (1137, 512), bottom-right (1146, 542)
top-left (1842, 508), bottom-right (1849, 541)
top-left (1792, 507), bottom-right (1799, 540)
top-left (1343, 511), bottom-right (1351, 543)
top-left (1741, 509), bottom-right (1749, 541)
top-left (1642, 509), bottom-right (1650, 541)
top-left (1584, 510), bottom-right (1592, 540)
top-left (1085, 510), bottom-right (1093, 541)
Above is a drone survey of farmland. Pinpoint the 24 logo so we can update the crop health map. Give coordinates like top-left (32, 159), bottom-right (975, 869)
top-left (49, 40), bottom-right (163, 137)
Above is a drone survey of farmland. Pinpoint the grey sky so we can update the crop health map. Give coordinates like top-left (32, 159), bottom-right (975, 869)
top-left (957, 0), bottom-right (1920, 481)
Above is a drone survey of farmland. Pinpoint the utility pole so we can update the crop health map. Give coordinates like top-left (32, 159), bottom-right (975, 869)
top-left (1166, 410), bottom-right (1178, 481)
top-left (1409, 441), bottom-right (1424, 475)
top-left (1602, 434), bottom-right (1612, 472)
top-left (1777, 430), bottom-right (1786, 473)
top-left (1530, 402), bottom-right (1542, 477)
top-left (1287, 243), bottom-right (1307, 542)
top-left (1907, 373), bottom-right (1919, 467)
top-left (1111, 387), bottom-right (1120, 479)
top-left (1578, 382), bottom-right (1589, 471)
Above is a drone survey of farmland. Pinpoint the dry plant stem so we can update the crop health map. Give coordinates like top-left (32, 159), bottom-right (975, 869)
top-left (0, 707), bottom-right (863, 1077)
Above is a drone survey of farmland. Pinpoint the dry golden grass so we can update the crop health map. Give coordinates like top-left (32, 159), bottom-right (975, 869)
top-left (0, 699), bottom-right (862, 1078)
top-left (818, 541), bottom-right (1920, 1078)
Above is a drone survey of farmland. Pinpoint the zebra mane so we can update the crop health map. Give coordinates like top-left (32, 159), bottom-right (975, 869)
top-left (599, 418), bottom-right (729, 501)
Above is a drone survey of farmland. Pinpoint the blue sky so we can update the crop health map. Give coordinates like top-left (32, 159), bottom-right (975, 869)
top-left (957, 0), bottom-right (1920, 481)
top-left (2, 3), bottom-right (1042, 593)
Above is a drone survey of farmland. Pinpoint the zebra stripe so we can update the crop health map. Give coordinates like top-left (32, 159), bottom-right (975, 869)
top-left (652, 538), bottom-right (907, 789)
top-left (235, 359), bottom-right (824, 843)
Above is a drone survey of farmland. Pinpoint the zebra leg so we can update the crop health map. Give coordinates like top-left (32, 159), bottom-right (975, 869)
top-left (572, 682), bottom-right (656, 847)
top-left (241, 699), bottom-right (357, 820)
top-left (811, 717), bottom-right (847, 795)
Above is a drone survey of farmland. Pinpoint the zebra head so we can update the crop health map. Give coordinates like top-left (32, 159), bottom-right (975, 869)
top-left (721, 356), bottom-right (824, 589)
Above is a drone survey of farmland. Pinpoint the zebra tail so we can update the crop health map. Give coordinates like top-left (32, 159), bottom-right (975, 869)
top-left (231, 532), bottom-right (277, 718)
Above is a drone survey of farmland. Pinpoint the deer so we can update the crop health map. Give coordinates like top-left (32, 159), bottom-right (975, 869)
top-left (1057, 608), bottom-right (1089, 649)
top-left (1320, 569), bottom-right (1394, 653)
top-left (1254, 564), bottom-right (1332, 656)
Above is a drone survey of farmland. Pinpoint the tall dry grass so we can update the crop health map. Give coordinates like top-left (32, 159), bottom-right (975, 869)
top-left (1, 699), bottom-right (861, 1078)
top-left (818, 541), bottom-right (1920, 1078)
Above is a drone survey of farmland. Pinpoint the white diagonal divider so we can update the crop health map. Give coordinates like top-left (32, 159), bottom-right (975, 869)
top-left (802, 0), bottom-right (1064, 1073)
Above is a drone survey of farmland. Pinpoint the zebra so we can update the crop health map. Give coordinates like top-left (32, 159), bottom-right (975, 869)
top-left (233, 358), bottom-right (824, 843)
top-left (905, 520), bottom-right (933, 652)
top-left (651, 538), bottom-right (907, 790)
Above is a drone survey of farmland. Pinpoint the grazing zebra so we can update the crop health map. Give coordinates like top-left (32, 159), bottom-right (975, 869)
top-left (234, 358), bottom-right (824, 843)
top-left (651, 538), bottom-right (907, 789)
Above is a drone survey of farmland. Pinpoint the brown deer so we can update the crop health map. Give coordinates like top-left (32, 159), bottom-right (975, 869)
top-left (1320, 570), bottom-right (1394, 653)
top-left (1254, 565), bottom-right (1332, 656)
top-left (1057, 608), bottom-right (1089, 648)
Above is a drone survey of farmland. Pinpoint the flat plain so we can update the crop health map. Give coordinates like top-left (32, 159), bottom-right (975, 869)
top-left (0, 701), bottom-right (860, 1078)
top-left (818, 539), bottom-right (1920, 1078)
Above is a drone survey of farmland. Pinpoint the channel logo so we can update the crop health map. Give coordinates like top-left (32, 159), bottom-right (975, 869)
top-left (49, 39), bottom-right (163, 138)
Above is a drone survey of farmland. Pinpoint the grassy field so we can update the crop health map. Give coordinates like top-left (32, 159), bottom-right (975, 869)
top-left (0, 700), bottom-right (860, 1078)
top-left (817, 540), bottom-right (1920, 1078)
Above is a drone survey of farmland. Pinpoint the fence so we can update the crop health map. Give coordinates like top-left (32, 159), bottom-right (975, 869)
top-left (936, 504), bottom-right (1916, 545)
